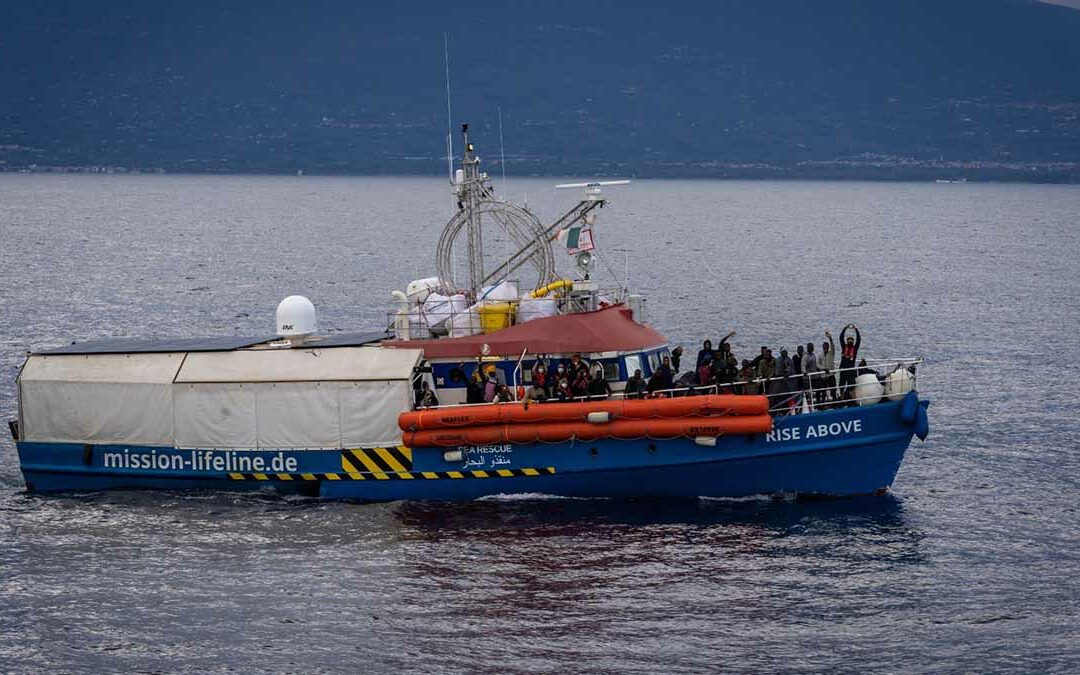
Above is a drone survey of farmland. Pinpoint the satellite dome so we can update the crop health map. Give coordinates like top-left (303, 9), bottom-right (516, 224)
top-left (276, 295), bottom-right (317, 337)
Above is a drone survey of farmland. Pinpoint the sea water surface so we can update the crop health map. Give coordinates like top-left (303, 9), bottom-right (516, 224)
top-left (1, 175), bottom-right (1078, 673)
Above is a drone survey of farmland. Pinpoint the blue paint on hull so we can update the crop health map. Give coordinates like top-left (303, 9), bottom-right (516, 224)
top-left (16, 397), bottom-right (928, 501)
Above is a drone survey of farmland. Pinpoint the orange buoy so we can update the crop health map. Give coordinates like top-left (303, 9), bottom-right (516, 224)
top-left (402, 413), bottom-right (773, 447)
top-left (398, 394), bottom-right (769, 431)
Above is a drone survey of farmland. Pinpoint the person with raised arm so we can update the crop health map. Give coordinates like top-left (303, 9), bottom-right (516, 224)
top-left (839, 324), bottom-right (862, 402)
top-left (819, 330), bottom-right (837, 405)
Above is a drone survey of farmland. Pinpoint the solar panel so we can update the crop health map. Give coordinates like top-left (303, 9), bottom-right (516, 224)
top-left (36, 335), bottom-right (277, 355)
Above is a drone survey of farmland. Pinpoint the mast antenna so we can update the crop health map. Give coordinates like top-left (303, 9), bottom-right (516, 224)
top-left (443, 33), bottom-right (454, 183)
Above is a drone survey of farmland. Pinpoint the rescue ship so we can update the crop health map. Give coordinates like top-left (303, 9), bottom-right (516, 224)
top-left (9, 127), bottom-right (930, 501)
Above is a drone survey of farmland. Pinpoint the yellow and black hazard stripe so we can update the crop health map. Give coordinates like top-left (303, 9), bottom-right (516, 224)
top-left (341, 447), bottom-right (413, 474)
top-left (228, 467), bottom-right (556, 481)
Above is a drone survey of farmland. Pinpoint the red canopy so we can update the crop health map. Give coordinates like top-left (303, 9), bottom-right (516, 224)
top-left (383, 304), bottom-right (668, 360)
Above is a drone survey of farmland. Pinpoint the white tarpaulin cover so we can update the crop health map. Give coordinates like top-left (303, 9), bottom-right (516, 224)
top-left (19, 353), bottom-right (185, 446)
top-left (175, 346), bottom-right (421, 383)
top-left (19, 346), bottom-right (422, 449)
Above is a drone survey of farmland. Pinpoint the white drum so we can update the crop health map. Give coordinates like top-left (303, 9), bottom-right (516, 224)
top-left (854, 373), bottom-right (884, 406)
top-left (885, 368), bottom-right (915, 401)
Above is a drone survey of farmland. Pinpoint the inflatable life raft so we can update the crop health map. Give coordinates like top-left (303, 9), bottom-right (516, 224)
top-left (399, 394), bottom-right (773, 447)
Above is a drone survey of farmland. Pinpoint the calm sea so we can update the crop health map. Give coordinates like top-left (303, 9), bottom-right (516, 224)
top-left (1, 175), bottom-right (1078, 673)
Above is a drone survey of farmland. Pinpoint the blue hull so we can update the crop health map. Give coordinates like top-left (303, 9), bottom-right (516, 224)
top-left (16, 397), bottom-right (929, 501)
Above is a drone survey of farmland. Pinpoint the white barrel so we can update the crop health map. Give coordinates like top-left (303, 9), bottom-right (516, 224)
top-left (885, 368), bottom-right (915, 401)
top-left (854, 373), bottom-right (884, 406)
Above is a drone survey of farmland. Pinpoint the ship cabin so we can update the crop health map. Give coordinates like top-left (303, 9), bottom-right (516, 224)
top-left (383, 303), bottom-right (670, 406)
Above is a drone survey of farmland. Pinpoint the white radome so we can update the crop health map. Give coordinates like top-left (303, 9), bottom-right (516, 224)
top-left (276, 295), bottom-right (318, 337)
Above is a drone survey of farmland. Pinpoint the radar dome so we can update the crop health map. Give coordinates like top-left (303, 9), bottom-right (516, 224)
top-left (276, 295), bottom-right (317, 337)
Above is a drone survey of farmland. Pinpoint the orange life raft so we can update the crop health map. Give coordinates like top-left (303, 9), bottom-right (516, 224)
top-left (402, 414), bottom-right (773, 447)
top-left (398, 394), bottom-right (769, 432)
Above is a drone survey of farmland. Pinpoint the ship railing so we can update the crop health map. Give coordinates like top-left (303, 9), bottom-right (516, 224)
top-left (416, 358), bottom-right (922, 415)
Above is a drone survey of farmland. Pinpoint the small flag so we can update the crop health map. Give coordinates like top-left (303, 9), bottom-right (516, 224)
top-left (564, 225), bottom-right (595, 255)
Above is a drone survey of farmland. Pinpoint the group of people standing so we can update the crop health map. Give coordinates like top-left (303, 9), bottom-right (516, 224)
top-left (525, 353), bottom-right (614, 402)
top-left (415, 324), bottom-right (866, 410)
top-left (689, 324), bottom-right (863, 408)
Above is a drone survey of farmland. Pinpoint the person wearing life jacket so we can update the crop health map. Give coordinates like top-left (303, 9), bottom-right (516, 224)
top-left (483, 368), bottom-right (499, 403)
top-left (554, 372), bottom-right (573, 401)
top-left (839, 324), bottom-right (862, 402)
top-left (531, 360), bottom-right (549, 398)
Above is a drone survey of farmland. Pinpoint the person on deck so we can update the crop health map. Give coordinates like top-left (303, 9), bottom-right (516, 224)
top-left (818, 330), bottom-right (837, 405)
top-left (466, 368), bottom-right (486, 404)
top-left (738, 359), bottom-right (755, 394)
top-left (526, 384), bottom-right (547, 403)
top-left (415, 381), bottom-right (439, 409)
top-left (802, 342), bottom-right (818, 397)
top-left (839, 324), bottom-right (862, 401)
top-left (793, 345), bottom-right (805, 376)
top-left (718, 346), bottom-right (738, 387)
top-left (531, 360), bottom-right (550, 398)
top-left (625, 369), bottom-right (647, 399)
top-left (571, 365), bottom-right (591, 398)
top-left (696, 340), bottom-right (715, 369)
top-left (750, 346), bottom-right (769, 371)
top-left (657, 355), bottom-right (674, 390)
top-left (671, 346), bottom-right (683, 373)
top-left (647, 356), bottom-right (675, 396)
top-left (484, 370), bottom-right (499, 403)
top-left (697, 340), bottom-right (715, 386)
top-left (755, 348), bottom-right (775, 381)
top-left (587, 370), bottom-right (613, 400)
top-left (772, 348), bottom-right (796, 409)
top-left (554, 373), bottom-right (573, 401)
top-left (494, 384), bottom-right (514, 403)
top-left (570, 353), bottom-right (591, 382)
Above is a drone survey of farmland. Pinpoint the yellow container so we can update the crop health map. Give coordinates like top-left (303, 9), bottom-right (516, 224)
top-left (477, 302), bottom-right (515, 333)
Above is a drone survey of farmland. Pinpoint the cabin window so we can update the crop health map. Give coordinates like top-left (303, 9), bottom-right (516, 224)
top-left (602, 361), bottom-right (620, 381)
top-left (647, 351), bottom-right (661, 373)
top-left (625, 354), bottom-right (642, 378)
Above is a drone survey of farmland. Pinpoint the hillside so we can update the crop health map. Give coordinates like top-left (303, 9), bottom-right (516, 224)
top-left (2, 0), bottom-right (1079, 180)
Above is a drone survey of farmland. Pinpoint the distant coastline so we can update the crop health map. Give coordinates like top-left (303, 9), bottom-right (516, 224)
top-left (4, 161), bottom-right (1078, 183)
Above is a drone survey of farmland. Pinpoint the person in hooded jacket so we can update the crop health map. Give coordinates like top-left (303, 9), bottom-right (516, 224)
top-left (696, 340), bottom-right (715, 385)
